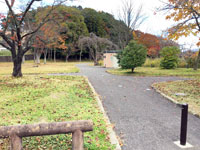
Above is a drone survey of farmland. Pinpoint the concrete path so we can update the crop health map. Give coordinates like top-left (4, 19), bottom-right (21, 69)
top-left (68, 64), bottom-right (200, 150)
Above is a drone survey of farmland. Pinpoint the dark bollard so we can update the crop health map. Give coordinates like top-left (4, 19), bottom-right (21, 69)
top-left (180, 103), bottom-right (188, 145)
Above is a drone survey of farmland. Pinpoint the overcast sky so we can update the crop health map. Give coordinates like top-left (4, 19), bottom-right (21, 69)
top-left (0, 0), bottom-right (199, 50)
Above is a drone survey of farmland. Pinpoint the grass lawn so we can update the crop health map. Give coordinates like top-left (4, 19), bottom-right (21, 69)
top-left (107, 67), bottom-right (200, 78)
top-left (0, 61), bottom-right (79, 75)
top-left (0, 62), bottom-right (114, 149)
top-left (153, 80), bottom-right (200, 117)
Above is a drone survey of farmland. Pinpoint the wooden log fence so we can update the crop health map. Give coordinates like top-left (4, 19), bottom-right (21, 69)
top-left (0, 120), bottom-right (93, 150)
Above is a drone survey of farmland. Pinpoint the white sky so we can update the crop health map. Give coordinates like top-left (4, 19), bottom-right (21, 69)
top-left (0, 0), bottom-right (199, 50)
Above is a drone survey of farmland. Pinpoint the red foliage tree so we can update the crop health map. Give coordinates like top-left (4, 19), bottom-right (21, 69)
top-left (133, 30), bottom-right (160, 58)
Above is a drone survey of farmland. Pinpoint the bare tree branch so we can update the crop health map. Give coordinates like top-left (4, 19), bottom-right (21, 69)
top-left (4, 0), bottom-right (19, 29)
top-left (21, 0), bottom-right (65, 39)
top-left (0, 42), bottom-right (11, 50)
top-left (0, 32), bottom-right (13, 46)
top-left (19, 0), bottom-right (36, 26)
top-left (119, 0), bottom-right (146, 30)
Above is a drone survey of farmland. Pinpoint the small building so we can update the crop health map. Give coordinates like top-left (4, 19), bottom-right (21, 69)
top-left (103, 50), bottom-right (119, 68)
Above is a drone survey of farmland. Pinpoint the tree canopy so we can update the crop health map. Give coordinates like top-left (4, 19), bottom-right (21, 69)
top-left (160, 0), bottom-right (200, 70)
top-left (119, 40), bottom-right (147, 72)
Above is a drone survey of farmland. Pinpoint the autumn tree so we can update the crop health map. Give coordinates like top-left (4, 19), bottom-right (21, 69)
top-left (0, 0), bottom-right (67, 77)
top-left (35, 5), bottom-right (88, 62)
top-left (160, 0), bottom-right (200, 70)
top-left (32, 35), bottom-right (46, 64)
top-left (133, 30), bottom-right (161, 58)
top-left (58, 6), bottom-right (88, 61)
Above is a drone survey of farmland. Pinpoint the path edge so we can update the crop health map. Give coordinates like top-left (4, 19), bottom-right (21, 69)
top-left (84, 76), bottom-right (122, 150)
top-left (151, 83), bottom-right (179, 105)
top-left (152, 82), bottom-right (200, 118)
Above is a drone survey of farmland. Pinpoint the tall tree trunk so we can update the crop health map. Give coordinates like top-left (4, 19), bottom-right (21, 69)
top-left (51, 49), bottom-right (53, 61)
top-left (47, 48), bottom-right (50, 60)
top-left (34, 48), bottom-right (36, 63)
top-left (89, 52), bottom-right (91, 61)
top-left (36, 50), bottom-right (41, 64)
top-left (22, 55), bottom-right (25, 64)
top-left (44, 48), bottom-right (47, 64)
top-left (79, 50), bottom-right (82, 62)
top-left (94, 53), bottom-right (98, 66)
top-left (54, 48), bottom-right (56, 62)
top-left (66, 55), bottom-right (69, 62)
top-left (132, 68), bottom-right (135, 73)
top-left (12, 56), bottom-right (23, 77)
top-left (194, 49), bottom-right (200, 70)
top-left (94, 60), bottom-right (98, 66)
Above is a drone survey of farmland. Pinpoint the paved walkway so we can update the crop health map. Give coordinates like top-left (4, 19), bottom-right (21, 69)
top-left (58, 64), bottom-right (200, 150)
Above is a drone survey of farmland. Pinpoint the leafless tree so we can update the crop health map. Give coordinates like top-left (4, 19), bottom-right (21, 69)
top-left (118, 0), bottom-right (147, 47)
top-left (78, 33), bottom-right (118, 65)
top-left (119, 0), bottom-right (146, 30)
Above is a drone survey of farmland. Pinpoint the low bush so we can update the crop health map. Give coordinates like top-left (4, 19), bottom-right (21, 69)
top-left (160, 46), bottom-right (180, 69)
top-left (143, 58), bottom-right (161, 67)
top-left (98, 60), bottom-right (104, 66)
top-left (177, 58), bottom-right (187, 68)
top-left (184, 51), bottom-right (200, 68)
top-left (0, 50), bottom-right (11, 56)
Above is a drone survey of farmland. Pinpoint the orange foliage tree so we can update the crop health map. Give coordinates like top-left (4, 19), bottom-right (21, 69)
top-left (34, 5), bottom-right (88, 62)
top-left (160, 0), bottom-right (200, 70)
top-left (133, 30), bottom-right (160, 58)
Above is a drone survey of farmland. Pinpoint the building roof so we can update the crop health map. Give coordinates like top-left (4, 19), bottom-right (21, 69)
top-left (104, 50), bottom-right (121, 53)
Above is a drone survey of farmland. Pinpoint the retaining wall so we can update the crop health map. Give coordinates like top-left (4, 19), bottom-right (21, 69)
top-left (0, 55), bottom-right (34, 62)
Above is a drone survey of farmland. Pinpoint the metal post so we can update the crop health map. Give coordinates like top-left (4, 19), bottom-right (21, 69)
top-left (180, 103), bottom-right (188, 145)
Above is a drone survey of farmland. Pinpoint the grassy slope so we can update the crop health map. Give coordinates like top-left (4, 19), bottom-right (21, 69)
top-left (0, 62), bottom-right (114, 150)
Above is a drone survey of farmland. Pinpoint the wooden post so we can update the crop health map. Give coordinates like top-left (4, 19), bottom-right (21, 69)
top-left (72, 130), bottom-right (83, 150)
top-left (10, 134), bottom-right (22, 150)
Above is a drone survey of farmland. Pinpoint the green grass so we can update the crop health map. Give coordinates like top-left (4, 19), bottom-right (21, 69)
top-left (0, 50), bottom-right (11, 56)
top-left (153, 79), bottom-right (200, 117)
top-left (0, 75), bottom-right (114, 149)
top-left (0, 61), bottom-right (79, 75)
top-left (107, 67), bottom-right (200, 78)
